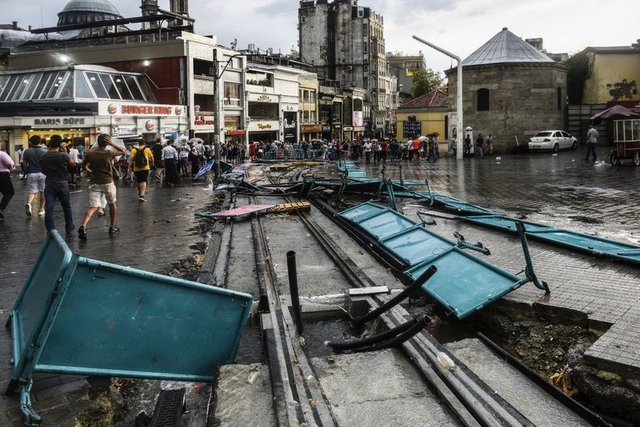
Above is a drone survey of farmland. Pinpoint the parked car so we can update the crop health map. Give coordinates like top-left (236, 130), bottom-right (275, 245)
top-left (528, 130), bottom-right (578, 152)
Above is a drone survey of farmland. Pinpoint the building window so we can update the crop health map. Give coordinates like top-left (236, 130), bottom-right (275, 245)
top-left (477, 88), bottom-right (490, 111)
top-left (224, 82), bottom-right (241, 107)
top-left (557, 87), bottom-right (562, 110)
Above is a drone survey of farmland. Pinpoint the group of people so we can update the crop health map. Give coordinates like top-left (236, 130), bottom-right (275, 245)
top-left (463, 133), bottom-right (494, 158)
top-left (0, 133), bottom-right (162, 240)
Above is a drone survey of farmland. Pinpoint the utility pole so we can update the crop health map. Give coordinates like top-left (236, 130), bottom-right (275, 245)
top-left (212, 48), bottom-right (221, 179)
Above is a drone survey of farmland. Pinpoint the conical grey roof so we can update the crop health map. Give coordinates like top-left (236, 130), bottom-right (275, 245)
top-left (463, 27), bottom-right (554, 66)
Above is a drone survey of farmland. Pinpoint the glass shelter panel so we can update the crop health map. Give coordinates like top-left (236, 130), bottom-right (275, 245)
top-left (74, 71), bottom-right (93, 99)
top-left (22, 73), bottom-right (43, 100)
top-left (86, 73), bottom-right (108, 98)
top-left (99, 74), bottom-right (121, 99)
top-left (35, 72), bottom-right (54, 100)
top-left (0, 75), bottom-right (10, 99)
top-left (44, 72), bottom-right (66, 99)
top-left (3, 75), bottom-right (20, 101)
top-left (113, 75), bottom-right (133, 100)
top-left (123, 75), bottom-right (143, 100)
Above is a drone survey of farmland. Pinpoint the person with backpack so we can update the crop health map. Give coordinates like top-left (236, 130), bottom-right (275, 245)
top-left (129, 139), bottom-right (154, 202)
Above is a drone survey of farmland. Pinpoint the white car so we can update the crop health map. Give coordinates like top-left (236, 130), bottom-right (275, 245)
top-left (528, 130), bottom-right (578, 152)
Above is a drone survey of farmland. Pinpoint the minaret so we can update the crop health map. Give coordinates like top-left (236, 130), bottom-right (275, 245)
top-left (140, 0), bottom-right (159, 30)
top-left (170, 0), bottom-right (189, 15)
top-left (169, 0), bottom-right (189, 27)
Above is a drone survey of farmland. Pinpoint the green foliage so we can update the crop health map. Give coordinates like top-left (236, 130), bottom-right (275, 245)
top-left (289, 47), bottom-right (300, 60)
top-left (564, 51), bottom-right (590, 104)
top-left (412, 67), bottom-right (444, 97)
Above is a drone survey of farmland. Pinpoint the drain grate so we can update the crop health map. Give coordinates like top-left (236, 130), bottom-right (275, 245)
top-left (149, 388), bottom-right (186, 427)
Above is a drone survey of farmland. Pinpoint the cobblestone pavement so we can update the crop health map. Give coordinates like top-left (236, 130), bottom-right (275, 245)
top-left (1, 176), bottom-right (215, 426)
top-left (1, 144), bottom-right (639, 425)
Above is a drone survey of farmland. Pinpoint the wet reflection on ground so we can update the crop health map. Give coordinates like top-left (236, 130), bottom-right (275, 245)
top-left (365, 146), bottom-right (640, 244)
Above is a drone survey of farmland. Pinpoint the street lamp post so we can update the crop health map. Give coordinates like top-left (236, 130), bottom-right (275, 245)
top-left (412, 35), bottom-right (463, 160)
top-left (212, 48), bottom-right (244, 180)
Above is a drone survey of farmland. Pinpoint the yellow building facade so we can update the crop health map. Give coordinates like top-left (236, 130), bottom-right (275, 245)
top-left (582, 46), bottom-right (640, 104)
top-left (396, 90), bottom-right (448, 151)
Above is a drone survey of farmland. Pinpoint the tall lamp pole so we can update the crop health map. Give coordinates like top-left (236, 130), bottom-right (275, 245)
top-left (213, 48), bottom-right (245, 180)
top-left (412, 35), bottom-right (463, 160)
top-left (213, 48), bottom-right (222, 180)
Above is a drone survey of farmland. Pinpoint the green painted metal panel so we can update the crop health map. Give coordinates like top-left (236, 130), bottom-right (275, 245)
top-left (405, 248), bottom-right (525, 319)
top-left (9, 231), bottom-right (253, 387)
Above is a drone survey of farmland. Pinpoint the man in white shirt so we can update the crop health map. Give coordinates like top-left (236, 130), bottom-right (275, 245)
top-left (68, 144), bottom-right (80, 187)
top-left (161, 139), bottom-right (179, 187)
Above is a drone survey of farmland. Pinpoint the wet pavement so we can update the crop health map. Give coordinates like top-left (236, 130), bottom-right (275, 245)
top-left (1, 143), bottom-right (640, 425)
top-left (366, 145), bottom-right (640, 244)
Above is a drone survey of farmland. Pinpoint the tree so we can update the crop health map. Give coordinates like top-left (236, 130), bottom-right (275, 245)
top-left (289, 46), bottom-right (300, 61)
top-left (412, 67), bottom-right (444, 97)
top-left (564, 51), bottom-right (590, 104)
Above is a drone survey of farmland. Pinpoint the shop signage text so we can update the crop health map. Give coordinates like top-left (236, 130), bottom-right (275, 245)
top-left (194, 116), bottom-right (214, 125)
top-left (120, 105), bottom-right (173, 115)
top-left (258, 124), bottom-right (272, 129)
top-left (33, 117), bottom-right (86, 127)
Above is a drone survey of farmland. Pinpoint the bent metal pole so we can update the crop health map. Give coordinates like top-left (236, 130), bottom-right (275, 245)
top-left (412, 35), bottom-right (463, 160)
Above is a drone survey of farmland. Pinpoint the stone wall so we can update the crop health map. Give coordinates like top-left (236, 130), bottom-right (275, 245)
top-left (448, 63), bottom-right (567, 153)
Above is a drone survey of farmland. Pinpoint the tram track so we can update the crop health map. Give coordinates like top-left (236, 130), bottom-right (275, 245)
top-left (240, 168), bottom-right (526, 426)
top-left (226, 165), bottom-right (602, 426)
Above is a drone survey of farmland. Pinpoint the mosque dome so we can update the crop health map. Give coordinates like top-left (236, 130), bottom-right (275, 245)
top-left (57, 0), bottom-right (123, 26)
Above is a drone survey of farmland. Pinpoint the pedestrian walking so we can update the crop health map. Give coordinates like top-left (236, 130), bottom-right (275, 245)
top-left (16, 144), bottom-right (27, 179)
top-left (485, 133), bottom-right (494, 156)
top-left (585, 124), bottom-right (598, 161)
top-left (152, 138), bottom-right (164, 182)
top-left (0, 140), bottom-right (16, 220)
top-left (162, 139), bottom-right (179, 187)
top-left (68, 143), bottom-right (80, 187)
top-left (78, 133), bottom-right (125, 240)
top-left (475, 134), bottom-right (484, 159)
top-left (39, 135), bottom-right (76, 234)
top-left (128, 139), bottom-right (154, 201)
top-left (22, 135), bottom-right (48, 218)
top-left (464, 135), bottom-right (472, 158)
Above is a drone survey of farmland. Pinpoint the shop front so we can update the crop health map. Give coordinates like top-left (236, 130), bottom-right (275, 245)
top-left (193, 115), bottom-right (215, 143)
top-left (247, 120), bottom-right (280, 144)
top-left (300, 124), bottom-right (322, 142)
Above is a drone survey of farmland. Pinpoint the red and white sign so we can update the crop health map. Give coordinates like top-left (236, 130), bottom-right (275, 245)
top-left (100, 101), bottom-right (186, 117)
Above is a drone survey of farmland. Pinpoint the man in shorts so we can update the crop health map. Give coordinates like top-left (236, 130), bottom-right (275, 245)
top-left (22, 135), bottom-right (47, 217)
top-left (128, 139), bottom-right (154, 201)
top-left (78, 133), bottom-right (125, 240)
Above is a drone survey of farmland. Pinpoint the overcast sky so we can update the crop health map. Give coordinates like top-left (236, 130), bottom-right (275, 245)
top-left (6, 0), bottom-right (639, 72)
